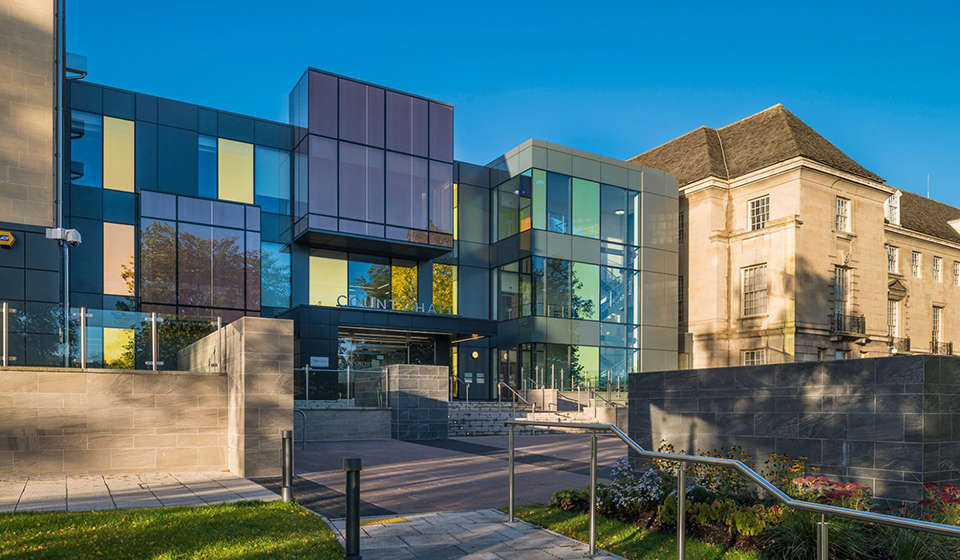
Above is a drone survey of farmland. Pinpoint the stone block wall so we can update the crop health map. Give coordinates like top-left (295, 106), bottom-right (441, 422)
top-left (385, 365), bottom-right (449, 441)
top-left (295, 409), bottom-right (391, 442)
top-left (0, 368), bottom-right (227, 476)
top-left (629, 356), bottom-right (960, 504)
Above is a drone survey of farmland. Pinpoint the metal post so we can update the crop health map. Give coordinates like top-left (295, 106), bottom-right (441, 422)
top-left (816, 515), bottom-right (829, 560)
top-left (215, 317), bottom-right (222, 372)
top-left (304, 365), bottom-right (310, 402)
top-left (79, 306), bottom-right (87, 370)
top-left (508, 424), bottom-right (515, 522)
top-left (150, 312), bottom-right (159, 371)
top-left (677, 466), bottom-right (686, 560)
top-left (344, 458), bottom-right (363, 560)
top-left (577, 385), bottom-right (582, 412)
top-left (2, 302), bottom-right (8, 367)
top-left (465, 380), bottom-right (471, 404)
top-left (551, 364), bottom-right (555, 389)
top-left (281, 430), bottom-right (294, 502)
top-left (347, 365), bottom-right (351, 403)
top-left (589, 434), bottom-right (597, 556)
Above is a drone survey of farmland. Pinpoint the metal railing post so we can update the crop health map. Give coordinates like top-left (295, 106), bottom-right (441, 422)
top-left (508, 424), bottom-right (515, 523)
top-left (589, 433), bottom-right (597, 556)
top-left (1, 302), bottom-right (11, 367)
top-left (215, 317), bottom-right (222, 372)
top-left (344, 458), bottom-right (363, 560)
top-left (817, 515), bottom-right (829, 560)
top-left (346, 365), bottom-right (351, 403)
top-left (294, 409), bottom-right (306, 450)
top-left (677, 465), bottom-right (686, 560)
top-left (79, 306), bottom-right (88, 370)
top-left (281, 430), bottom-right (294, 502)
top-left (304, 364), bottom-right (310, 402)
top-left (150, 312), bottom-right (159, 371)
top-left (551, 364), bottom-right (555, 389)
top-left (465, 380), bottom-right (471, 404)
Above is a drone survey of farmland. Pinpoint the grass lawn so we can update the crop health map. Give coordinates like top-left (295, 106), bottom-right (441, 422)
top-left (0, 500), bottom-right (342, 559)
top-left (510, 505), bottom-right (765, 560)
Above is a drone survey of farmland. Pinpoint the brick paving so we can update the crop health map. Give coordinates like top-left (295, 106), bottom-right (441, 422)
top-left (0, 472), bottom-right (278, 512)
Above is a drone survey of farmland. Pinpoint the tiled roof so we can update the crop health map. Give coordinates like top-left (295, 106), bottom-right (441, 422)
top-left (629, 104), bottom-right (884, 186)
top-left (898, 191), bottom-right (960, 244)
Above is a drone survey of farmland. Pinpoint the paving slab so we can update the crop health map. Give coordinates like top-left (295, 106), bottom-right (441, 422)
top-left (329, 509), bottom-right (625, 559)
top-left (0, 473), bottom-right (279, 513)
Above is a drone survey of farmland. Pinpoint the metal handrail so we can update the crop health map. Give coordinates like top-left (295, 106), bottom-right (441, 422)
top-left (504, 420), bottom-right (960, 558)
top-left (293, 409), bottom-right (306, 449)
top-left (497, 382), bottom-right (535, 413)
top-left (585, 386), bottom-right (624, 408)
top-left (452, 376), bottom-right (471, 404)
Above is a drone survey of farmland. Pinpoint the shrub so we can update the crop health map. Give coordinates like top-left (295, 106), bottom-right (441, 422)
top-left (764, 511), bottom-right (871, 560)
top-left (597, 458), bottom-right (669, 521)
top-left (792, 476), bottom-right (872, 511)
top-left (548, 488), bottom-right (589, 512)
top-left (688, 499), bottom-right (785, 537)
top-left (761, 452), bottom-right (819, 497)
top-left (920, 482), bottom-right (960, 525)
top-left (875, 525), bottom-right (960, 560)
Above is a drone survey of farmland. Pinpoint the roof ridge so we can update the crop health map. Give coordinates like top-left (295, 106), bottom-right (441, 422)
top-left (627, 125), bottom-right (714, 162)
top-left (716, 103), bottom-right (785, 132)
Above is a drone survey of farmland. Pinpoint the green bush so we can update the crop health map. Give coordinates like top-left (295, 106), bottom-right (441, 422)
top-left (763, 511), bottom-right (871, 560)
top-left (875, 525), bottom-right (960, 560)
top-left (548, 488), bottom-right (589, 512)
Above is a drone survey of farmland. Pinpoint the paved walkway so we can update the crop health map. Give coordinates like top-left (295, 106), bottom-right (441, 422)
top-left (329, 509), bottom-right (625, 560)
top-left (258, 434), bottom-right (626, 517)
top-left (0, 472), bottom-right (278, 513)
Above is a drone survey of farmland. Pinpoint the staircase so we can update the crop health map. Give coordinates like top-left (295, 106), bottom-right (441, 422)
top-left (448, 401), bottom-right (599, 436)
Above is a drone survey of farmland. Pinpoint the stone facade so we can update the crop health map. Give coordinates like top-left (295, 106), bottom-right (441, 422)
top-left (295, 409), bottom-right (391, 441)
top-left (0, 367), bottom-right (227, 476)
top-left (385, 364), bottom-right (449, 441)
top-left (628, 356), bottom-right (960, 504)
top-left (0, 0), bottom-right (55, 226)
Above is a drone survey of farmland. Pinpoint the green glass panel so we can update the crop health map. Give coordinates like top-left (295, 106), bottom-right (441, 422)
top-left (572, 345), bottom-right (599, 387)
top-left (571, 178), bottom-right (600, 238)
top-left (572, 262), bottom-right (599, 320)
top-left (533, 169), bottom-right (547, 230)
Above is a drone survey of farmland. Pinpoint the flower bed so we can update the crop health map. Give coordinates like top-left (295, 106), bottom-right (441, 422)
top-left (545, 443), bottom-right (960, 560)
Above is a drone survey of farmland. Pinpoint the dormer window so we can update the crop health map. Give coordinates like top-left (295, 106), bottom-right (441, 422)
top-left (884, 191), bottom-right (901, 225)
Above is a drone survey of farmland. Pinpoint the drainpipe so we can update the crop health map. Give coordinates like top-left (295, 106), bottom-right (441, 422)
top-left (54, 0), bottom-right (68, 365)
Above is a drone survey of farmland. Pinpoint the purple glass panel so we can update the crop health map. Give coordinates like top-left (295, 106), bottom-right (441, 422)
top-left (339, 80), bottom-right (384, 147)
top-left (429, 103), bottom-right (454, 162)
top-left (308, 71), bottom-right (337, 138)
top-left (308, 135), bottom-right (337, 216)
top-left (245, 231), bottom-right (261, 310)
top-left (246, 206), bottom-right (261, 231)
top-left (139, 218), bottom-right (176, 304)
top-left (338, 142), bottom-right (383, 223)
top-left (385, 92), bottom-right (428, 157)
top-left (308, 213), bottom-right (337, 231)
top-left (140, 190), bottom-right (176, 220)
top-left (178, 196), bottom-right (212, 225)
top-left (366, 86), bottom-right (384, 148)
top-left (211, 226), bottom-right (245, 309)
top-left (212, 200), bottom-right (245, 229)
top-left (385, 152), bottom-right (428, 230)
top-left (429, 160), bottom-right (453, 233)
top-left (177, 222), bottom-right (213, 307)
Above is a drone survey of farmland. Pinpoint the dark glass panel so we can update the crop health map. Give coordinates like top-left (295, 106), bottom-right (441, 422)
top-left (210, 226), bottom-right (245, 309)
top-left (496, 177), bottom-right (519, 241)
top-left (198, 135), bottom-right (218, 199)
top-left (177, 222), bottom-right (213, 307)
top-left (385, 152), bottom-right (428, 229)
top-left (246, 206), bottom-right (261, 231)
top-left (385, 91), bottom-right (428, 157)
top-left (347, 257), bottom-right (391, 304)
top-left (140, 190), bottom-right (176, 220)
top-left (338, 143), bottom-right (384, 223)
top-left (601, 184), bottom-right (627, 243)
top-left (308, 135), bottom-right (338, 216)
top-left (429, 161), bottom-right (453, 234)
top-left (246, 231), bottom-right (261, 310)
top-left (70, 111), bottom-right (102, 187)
top-left (339, 80), bottom-right (384, 147)
top-left (626, 189), bottom-right (641, 247)
top-left (261, 242), bottom-right (292, 309)
top-left (178, 197), bottom-right (212, 225)
top-left (428, 103), bottom-right (453, 162)
top-left (547, 172), bottom-right (570, 234)
top-left (254, 145), bottom-right (292, 214)
top-left (308, 71), bottom-right (338, 138)
top-left (600, 266), bottom-right (626, 323)
top-left (139, 218), bottom-right (177, 305)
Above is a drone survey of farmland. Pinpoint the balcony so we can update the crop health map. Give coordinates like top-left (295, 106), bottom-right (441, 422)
top-left (889, 336), bottom-right (911, 353)
top-left (832, 313), bottom-right (866, 336)
top-left (931, 341), bottom-right (953, 355)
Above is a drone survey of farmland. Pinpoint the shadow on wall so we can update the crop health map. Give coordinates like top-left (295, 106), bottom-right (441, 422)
top-left (628, 355), bottom-right (960, 506)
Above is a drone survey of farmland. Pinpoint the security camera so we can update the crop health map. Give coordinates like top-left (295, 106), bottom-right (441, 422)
top-left (45, 227), bottom-right (82, 247)
top-left (65, 229), bottom-right (82, 247)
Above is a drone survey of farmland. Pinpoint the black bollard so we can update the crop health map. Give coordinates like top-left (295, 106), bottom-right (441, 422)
top-left (281, 430), bottom-right (293, 502)
top-left (343, 458), bottom-right (362, 560)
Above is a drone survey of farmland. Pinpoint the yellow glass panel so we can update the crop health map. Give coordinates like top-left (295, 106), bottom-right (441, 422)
top-left (103, 222), bottom-right (134, 296)
top-left (103, 327), bottom-right (134, 369)
top-left (453, 183), bottom-right (459, 241)
top-left (391, 263), bottom-right (418, 311)
top-left (218, 138), bottom-right (253, 204)
top-left (574, 345), bottom-right (600, 386)
top-left (310, 256), bottom-right (347, 306)
top-left (103, 117), bottom-right (134, 192)
top-left (432, 263), bottom-right (458, 315)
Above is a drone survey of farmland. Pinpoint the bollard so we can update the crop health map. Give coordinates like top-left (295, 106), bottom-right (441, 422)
top-left (816, 515), bottom-right (829, 560)
top-left (677, 465), bottom-right (686, 560)
top-left (344, 458), bottom-right (363, 560)
top-left (508, 424), bottom-right (515, 522)
top-left (281, 430), bottom-right (294, 502)
top-left (589, 434), bottom-right (597, 555)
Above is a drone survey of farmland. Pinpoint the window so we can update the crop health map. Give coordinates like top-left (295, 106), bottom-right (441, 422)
top-left (748, 195), bottom-right (769, 231)
top-left (218, 138), bottom-right (253, 204)
top-left (912, 252), bottom-right (922, 277)
top-left (70, 111), bottom-right (102, 187)
top-left (102, 117), bottom-right (134, 192)
top-left (571, 178), bottom-right (600, 238)
top-left (834, 267), bottom-right (849, 318)
top-left (600, 184), bottom-right (627, 244)
top-left (255, 146), bottom-right (292, 214)
top-left (339, 142), bottom-right (385, 223)
top-left (429, 161), bottom-right (453, 234)
top-left (887, 245), bottom-right (899, 274)
top-left (385, 152), bottom-right (429, 230)
top-left (934, 257), bottom-right (943, 282)
top-left (678, 275), bottom-right (684, 323)
top-left (887, 299), bottom-right (899, 337)
top-left (532, 169), bottom-right (547, 231)
top-left (391, 259), bottom-right (418, 310)
top-left (678, 211), bottom-right (685, 244)
top-left (198, 135), bottom-right (218, 199)
top-left (954, 262), bottom-right (960, 286)
top-left (103, 223), bottom-right (134, 296)
top-left (835, 197), bottom-right (850, 232)
top-left (885, 192), bottom-right (901, 225)
top-left (547, 172), bottom-right (571, 233)
top-left (743, 349), bottom-right (765, 366)
top-left (571, 262), bottom-right (599, 320)
top-left (741, 264), bottom-right (767, 316)
top-left (835, 350), bottom-right (850, 360)
top-left (309, 254), bottom-right (348, 306)
top-left (933, 305), bottom-right (944, 343)
top-left (348, 257), bottom-right (391, 304)
top-left (432, 263), bottom-right (458, 314)
top-left (261, 242), bottom-right (291, 309)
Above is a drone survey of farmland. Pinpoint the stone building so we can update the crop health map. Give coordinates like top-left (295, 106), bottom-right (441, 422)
top-left (631, 104), bottom-right (960, 368)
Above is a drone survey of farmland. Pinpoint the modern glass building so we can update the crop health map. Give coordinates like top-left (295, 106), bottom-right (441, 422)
top-left (36, 67), bottom-right (679, 399)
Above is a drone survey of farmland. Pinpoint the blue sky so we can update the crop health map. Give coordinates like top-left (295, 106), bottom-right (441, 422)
top-left (70, 1), bottom-right (960, 203)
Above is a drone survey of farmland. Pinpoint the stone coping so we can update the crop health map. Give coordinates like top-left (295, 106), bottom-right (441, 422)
top-left (0, 366), bottom-right (224, 376)
top-left (295, 406), bottom-right (389, 411)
